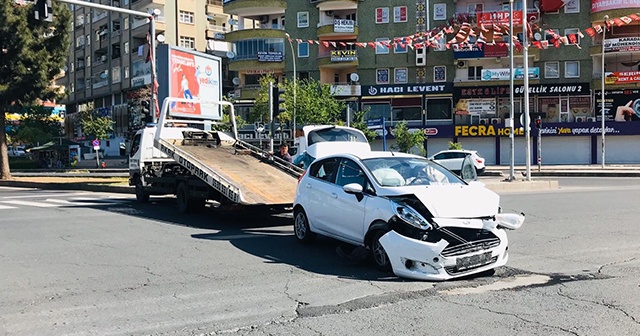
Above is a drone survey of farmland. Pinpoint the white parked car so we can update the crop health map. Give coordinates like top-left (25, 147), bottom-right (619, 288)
top-left (293, 151), bottom-right (524, 281)
top-left (291, 125), bottom-right (370, 168)
top-left (429, 149), bottom-right (485, 175)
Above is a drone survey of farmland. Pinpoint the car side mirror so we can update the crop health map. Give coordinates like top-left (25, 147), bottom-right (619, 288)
top-left (343, 183), bottom-right (363, 194)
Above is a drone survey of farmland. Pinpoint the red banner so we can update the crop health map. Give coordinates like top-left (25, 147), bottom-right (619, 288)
top-left (477, 11), bottom-right (539, 26)
top-left (605, 71), bottom-right (640, 85)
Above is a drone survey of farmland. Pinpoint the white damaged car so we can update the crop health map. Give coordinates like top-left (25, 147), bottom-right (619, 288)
top-left (293, 151), bottom-right (524, 281)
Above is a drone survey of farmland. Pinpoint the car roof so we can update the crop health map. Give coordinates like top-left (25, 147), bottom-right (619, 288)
top-left (433, 149), bottom-right (477, 155)
top-left (317, 150), bottom-right (424, 161)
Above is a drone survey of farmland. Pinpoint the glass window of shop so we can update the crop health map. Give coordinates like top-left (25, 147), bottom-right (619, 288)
top-left (232, 39), bottom-right (285, 61)
top-left (426, 98), bottom-right (452, 122)
top-left (363, 103), bottom-right (391, 122)
top-left (392, 106), bottom-right (422, 124)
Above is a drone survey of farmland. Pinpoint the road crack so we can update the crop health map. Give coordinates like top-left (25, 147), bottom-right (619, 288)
top-left (597, 257), bottom-right (636, 274)
top-left (440, 296), bottom-right (581, 335)
top-left (557, 285), bottom-right (639, 325)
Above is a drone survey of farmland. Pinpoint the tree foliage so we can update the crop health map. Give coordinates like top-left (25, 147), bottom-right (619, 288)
top-left (0, 1), bottom-right (71, 179)
top-left (448, 141), bottom-right (463, 150)
top-left (80, 109), bottom-right (113, 141)
top-left (392, 122), bottom-right (425, 155)
top-left (7, 107), bottom-right (63, 145)
top-left (350, 109), bottom-right (377, 143)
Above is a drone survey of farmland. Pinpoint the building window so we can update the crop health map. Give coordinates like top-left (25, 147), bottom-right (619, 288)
top-left (179, 36), bottom-right (195, 49)
top-left (70, 62), bottom-right (74, 72)
top-left (565, 61), bottom-right (580, 78)
top-left (375, 38), bottom-right (389, 54)
top-left (393, 6), bottom-right (407, 23)
top-left (70, 83), bottom-right (74, 93)
top-left (467, 3), bottom-right (484, 13)
top-left (124, 18), bottom-right (129, 30)
top-left (393, 37), bottom-right (407, 53)
top-left (334, 74), bottom-right (340, 84)
top-left (86, 56), bottom-right (91, 67)
top-left (76, 14), bottom-right (84, 26)
top-left (298, 42), bottom-right (309, 58)
top-left (297, 12), bottom-right (309, 28)
top-left (564, 28), bottom-right (581, 44)
top-left (375, 7), bottom-right (389, 24)
top-left (434, 66), bottom-right (446, 82)
top-left (124, 41), bottom-right (129, 54)
top-left (564, 0), bottom-right (579, 13)
top-left (394, 68), bottom-right (408, 84)
top-left (179, 11), bottom-right (194, 24)
top-left (376, 68), bottom-right (389, 84)
top-left (124, 66), bottom-right (129, 78)
top-left (545, 61), bottom-right (560, 78)
top-left (468, 66), bottom-right (482, 81)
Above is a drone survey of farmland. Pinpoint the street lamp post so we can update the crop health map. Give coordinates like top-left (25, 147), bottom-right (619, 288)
top-left (284, 33), bottom-right (297, 139)
top-left (523, 0), bottom-right (531, 181)
top-left (601, 15), bottom-right (609, 169)
top-left (508, 0), bottom-right (515, 181)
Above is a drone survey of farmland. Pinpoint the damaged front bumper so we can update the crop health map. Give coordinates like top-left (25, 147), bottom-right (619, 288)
top-left (378, 226), bottom-right (509, 281)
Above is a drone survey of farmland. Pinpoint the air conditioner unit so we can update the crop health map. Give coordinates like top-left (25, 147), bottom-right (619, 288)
top-left (415, 47), bottom-right (426, 66)
top-left (587, 117), bottom-right (596, 122)
top-left (457, 60), bottom-right (468, 69)
top-left (479, 118), bottom-right (489, 125)
top-left (575, 116), bottom-right (586, 122)
top-left (491, 118), bottom-right (502, 124)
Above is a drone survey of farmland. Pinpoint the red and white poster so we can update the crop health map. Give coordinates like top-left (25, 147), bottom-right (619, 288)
top-left (376, 7), bottom-right (389, 24)
top-left (394, 6), bottom-right (407, 22)
top-left (605, 71), bottom-right (640, 85)
top-left (168, 48), bottom-right (222, 120)
top-left (477, 11), bottom-right (539, 26)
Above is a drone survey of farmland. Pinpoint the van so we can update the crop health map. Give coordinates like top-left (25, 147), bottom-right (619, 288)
top-left (291, 125), bottom-right (371, 168)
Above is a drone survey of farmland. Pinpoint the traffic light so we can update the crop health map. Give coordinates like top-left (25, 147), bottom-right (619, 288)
top-left (34, 0), bottom-right (53, 22)
top-left (535, 117), bottom-right (542, 129)
top-left (271, 85), bottom-right (286, 118)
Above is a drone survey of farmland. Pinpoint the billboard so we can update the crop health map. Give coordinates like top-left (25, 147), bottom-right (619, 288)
top-left (158, 45), bottom-right (223, 120)
top-left (591, 0), bottom-right (640, 13)
top-left (595, 89), bottom-right (640, 122)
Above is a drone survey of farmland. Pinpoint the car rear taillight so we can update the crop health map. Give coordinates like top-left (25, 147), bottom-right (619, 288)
top-left (297, 169), bottom-right (306, 184)
top-left (476, 158), bottom-right (484, 164)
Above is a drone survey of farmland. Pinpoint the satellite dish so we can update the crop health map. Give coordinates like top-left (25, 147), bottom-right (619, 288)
top-left (350, 73), bottom-right (359, 82)
top-left (226, 51), bottom-right (236, 59)
top-left (156, 34), bottom-right (166, 43)
top-left (534, 32), bottom-right (542, 41)
top-left (228, 19), bottom-right (238, 25)
top-left (232, 77), bottom-right (241, 85)
top-left (153, 8), bottom-right (161, 16)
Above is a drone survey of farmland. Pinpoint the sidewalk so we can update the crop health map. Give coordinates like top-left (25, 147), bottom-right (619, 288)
top-left (485, 164), bottom-right (640, 177)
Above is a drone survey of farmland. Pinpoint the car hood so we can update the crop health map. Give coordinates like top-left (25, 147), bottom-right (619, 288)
top-left (307, 142), bottom-right (371, 159)
top-left (383, 185), bottom-right (500, 218)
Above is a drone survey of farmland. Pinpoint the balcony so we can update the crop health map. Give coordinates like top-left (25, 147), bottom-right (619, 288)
top-left (317, 19), bottom-right (358, 38)
top-left (224, 0), bottom-right (286, 16)
top-left (315, 0), bottom-right (359, 10)
top-left (228, 58), bottom-right (285, 72)
top-left (207, 0), bottom-right (223, 15)
top-left (206, 24), bottom-right (227, 40)
top-left (131, 0), bottom-right (164, 10)
top-left (224, 24), bottom-right (285, 42)
top-left (92, 11), bottom-right (108, 23)
top-left (92, 79), bottom-right (109, 89)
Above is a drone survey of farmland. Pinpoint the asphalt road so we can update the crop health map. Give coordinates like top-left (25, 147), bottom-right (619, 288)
top-left (0, 179), bottom-right (638, 336)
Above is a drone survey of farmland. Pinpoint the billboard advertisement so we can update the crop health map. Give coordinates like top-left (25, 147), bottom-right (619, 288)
top-left (591, 0), bottom-right (640, 13)
top-left (603, 37), bottom-right (640, 52)
top-left (161, 46), bottom-right (222, 120)
top-left (595, 89), bottom-right (640, 122)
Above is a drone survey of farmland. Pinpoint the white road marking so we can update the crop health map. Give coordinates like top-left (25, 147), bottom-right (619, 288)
top-left (0, 186), bottom-right (37, 191)
top-left (0, 200), bottom-right (63, 208)
top-left (0, 204), bottom-right (18, 209)
top-left (45, 199), bottom-right (105, 206)
top-left (1, 192), bottom-right (93, 199)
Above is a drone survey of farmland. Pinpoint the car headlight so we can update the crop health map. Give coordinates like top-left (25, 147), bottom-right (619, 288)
top-left (392, 201), bottom-right (432, 230)
top-left (494, 213), bottom-right (525, 230)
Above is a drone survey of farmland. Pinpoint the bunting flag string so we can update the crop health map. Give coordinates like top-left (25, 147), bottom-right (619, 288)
top-left (284, 12), bottom-right (640, 52)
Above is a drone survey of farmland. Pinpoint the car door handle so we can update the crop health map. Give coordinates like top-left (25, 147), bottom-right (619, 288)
top-left (305, 183), bottom-right (312, 189)
top-left (331, 193), bottom-right (338, 199)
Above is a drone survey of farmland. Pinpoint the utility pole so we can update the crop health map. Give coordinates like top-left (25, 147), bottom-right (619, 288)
top-left (508, 0), bottom-right (515, 181)
top-left (522, 0), bottom-right (531, 181)
top-left (269, 81), bottom-right (275, 153)
top-left (536, 117), bottom-right (542, 171)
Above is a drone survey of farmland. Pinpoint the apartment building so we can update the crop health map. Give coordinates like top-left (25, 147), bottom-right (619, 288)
top-left (222, 0), bottom-right (640, 164)
top-left (58, 0), bottom-right (231, 151)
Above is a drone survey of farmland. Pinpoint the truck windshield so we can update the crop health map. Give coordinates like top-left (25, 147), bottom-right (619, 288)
top-left (307, 128), bottom-right (367, 146)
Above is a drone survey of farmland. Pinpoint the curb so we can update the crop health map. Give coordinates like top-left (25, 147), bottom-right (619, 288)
top-left (0, 181), bottom-right (134, 194)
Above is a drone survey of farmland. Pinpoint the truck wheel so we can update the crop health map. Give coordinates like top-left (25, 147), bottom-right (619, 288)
top-left (176, 183), bottom-right (190, 213)
top-left (135, 178), bottom-right (149, 203)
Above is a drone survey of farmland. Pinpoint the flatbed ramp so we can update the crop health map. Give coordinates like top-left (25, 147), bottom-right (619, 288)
top-left (158, 138), bottom-right (298, 206)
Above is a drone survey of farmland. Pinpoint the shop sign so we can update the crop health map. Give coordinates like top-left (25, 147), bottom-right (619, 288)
top-left (452, 124), bottom-right (634, 137)
top-left (481, 67), bottom-right (539, 81)
top-left (257, 51), bottom-right (283, 62)
top-left (603, 37), bottom-right (640, 52)
top-left (591, 0), bottom-right (640, 13)
top-left (334, 19), bottom-right (355, 33)
top-left (595, 89), bottom-right (640, 121)
top-left (331, 50), bottom-right (357, 62)
top-left (604, 71), bottom-right (640, 84)
top-left (362, 83), bottom-right (453, 96)
top-left (456, 83), bottom-right (589, 98)
top-left (483, 44), bottom-right (508, 57)
top-left (453, 44), bottom-right (483, 59)
top-left (477, 10), bottom-right (538, 26)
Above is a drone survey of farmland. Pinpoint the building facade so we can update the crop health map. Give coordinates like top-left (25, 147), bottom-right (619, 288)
top-left (223, 0), bottom-right (640, 164)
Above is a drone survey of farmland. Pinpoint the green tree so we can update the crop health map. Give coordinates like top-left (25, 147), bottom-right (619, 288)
top-left (350, 109), bottom-right (377, 143)
top-left (392, 122), bottom-right (425, 155)
top-left (295, 78), bottom-right (344, 125)
top-left (250, 74), bottom-right (276, 123)
top-left (8, 106), bottom-right (63, 145)
top-left (448, 141), bottom-right (463, 150)
top-left (80, 109), bottom-right (113, 141)
top-left (0, 1), bottom-right (71, 179)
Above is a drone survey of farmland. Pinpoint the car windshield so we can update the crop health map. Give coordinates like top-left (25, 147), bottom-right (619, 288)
top-left (307, 128), bottom-right (367, 146)
top-left (362, 157), bottom-right (465, 187)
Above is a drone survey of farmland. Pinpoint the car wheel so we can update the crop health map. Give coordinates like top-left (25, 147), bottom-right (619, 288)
top-left (135, 177), bottom-right (149, 203)
top-left (293, 208), bottom-right (316, 244)
top-left (370, 230), bottom-right (392, 272)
